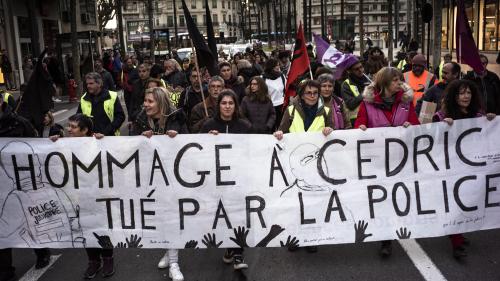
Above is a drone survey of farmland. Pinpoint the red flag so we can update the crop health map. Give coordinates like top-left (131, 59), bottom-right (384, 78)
top-left (283, 23), bottom-right (310, 108)
top-left (456, 0), bottom-right (484, 74)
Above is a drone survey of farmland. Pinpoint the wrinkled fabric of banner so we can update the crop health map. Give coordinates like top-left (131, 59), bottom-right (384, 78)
top-left (0, 118), bottom-right (499, 249)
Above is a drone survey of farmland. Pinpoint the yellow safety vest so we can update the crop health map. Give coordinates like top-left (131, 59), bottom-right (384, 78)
top-left (80, 91), bottom-right (120, 136)
top-left (2, 92), bottom-right (11, 103)
top-left (288, 105), bottom-right (330, 133)
top-left (438, 61), bottom-right (445, 81)
top-left (343, 79), bottom-right (361, 122)
top-left (397, 60), bottom-right (407, 70)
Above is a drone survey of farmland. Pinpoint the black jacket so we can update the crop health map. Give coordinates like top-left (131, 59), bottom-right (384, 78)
top-left (163, 70), bottom-right (188, 89)
top-left (416, 82), bottom-right (447, 115)
top-left (77, 89), bottom-right (125, 136)
top-left (132, 108), bottom-right (188, 135)
top-left (200, 117), bottom-right (251, 134)
top-left (129, 79), bottom-right (148, 121)
top-left (178, 85), bottom-right (208, 118)
top-left (0, 104), bottom-right (37, 137)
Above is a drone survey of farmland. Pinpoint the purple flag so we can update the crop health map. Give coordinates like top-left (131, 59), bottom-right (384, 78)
top-left (456, 0), bottom-right (484, 74)
top-left (314, 34), bottom-right (359, 79)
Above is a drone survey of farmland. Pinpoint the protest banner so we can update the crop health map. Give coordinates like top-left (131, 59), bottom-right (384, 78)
top-left (0, 118), bottom-right (499, 249)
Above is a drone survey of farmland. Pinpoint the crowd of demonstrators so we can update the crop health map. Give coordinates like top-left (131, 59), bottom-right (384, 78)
top-left (1, 42), bottom-right (500, 281)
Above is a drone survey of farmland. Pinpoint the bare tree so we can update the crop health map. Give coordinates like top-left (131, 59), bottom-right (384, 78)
top-left (116, 0), bottom-right (126, 56)
top-left (70, 0), bottom-right (81, 96)
top-left (387, 0), bottom-right (393, 63)
top-left (147, 0), bottom-right (155, 62)
top-left (359, 0), bottom-right (365, 55)
top-left (97, 0), bottom-right (116, 54)
top-left (432, 0), bottom-right (443, 72)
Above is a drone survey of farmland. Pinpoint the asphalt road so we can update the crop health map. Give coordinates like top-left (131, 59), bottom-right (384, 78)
top-left (9, 228), bottom-right (500, 281)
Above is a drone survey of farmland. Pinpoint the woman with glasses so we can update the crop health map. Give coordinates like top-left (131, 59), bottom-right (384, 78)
top-left (274, 79), bottom-right (334, 141)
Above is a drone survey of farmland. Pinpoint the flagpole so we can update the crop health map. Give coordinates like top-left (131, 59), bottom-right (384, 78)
top-left (190, 39), bottom-right (209, 117)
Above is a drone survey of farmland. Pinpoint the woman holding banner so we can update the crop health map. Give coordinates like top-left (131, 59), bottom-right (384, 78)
top-left (49, 114), bottom-right (115, 279)
top-left (432, 79), bottom-right (496, 259)
top-left (131, 87), bottom-right (187, 281)
top-left (200, 89), bottom-right (251, 270)
top-left (354, 67), bottom-right (419, 257)
top-left (273, 79), bottom-right (334, 253)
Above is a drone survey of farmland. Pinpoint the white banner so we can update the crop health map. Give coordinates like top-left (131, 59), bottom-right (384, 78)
top-left (1, 118), bottom-right (499, 249)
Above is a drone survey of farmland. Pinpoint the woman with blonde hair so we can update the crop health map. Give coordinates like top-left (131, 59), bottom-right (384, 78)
top-left (132, 87), bottom-right (186, 281)
top-left (354, 66), bottom-right (419, 258)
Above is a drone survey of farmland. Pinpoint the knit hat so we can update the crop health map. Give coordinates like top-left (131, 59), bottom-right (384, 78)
top-left (412, 54), bottom-right (427, 66)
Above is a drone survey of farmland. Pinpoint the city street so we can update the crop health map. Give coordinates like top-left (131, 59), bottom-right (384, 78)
top-left (5, 91), bottom-right (500, 281)
top-left (9, 229), bottom-right (500, 281)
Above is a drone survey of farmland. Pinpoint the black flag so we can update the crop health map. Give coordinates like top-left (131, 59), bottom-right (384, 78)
top-left (17, 49), bottom-right (54, 131)
top-left (205, 0), bottom-right (218, 63)
top-left (181, 0), bottom-right (218, 76)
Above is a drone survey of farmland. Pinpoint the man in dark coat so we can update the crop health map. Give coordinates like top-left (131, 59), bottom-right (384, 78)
top-left (463, 55), bottom-right (500, 114)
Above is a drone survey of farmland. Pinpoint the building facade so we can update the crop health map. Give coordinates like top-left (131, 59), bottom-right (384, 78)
top-left (0, 0), bottom-right (99, 84)
top-left (121, 0), bottom-right (242, 50)
top-left (441, 0), bottom-right (499, 52)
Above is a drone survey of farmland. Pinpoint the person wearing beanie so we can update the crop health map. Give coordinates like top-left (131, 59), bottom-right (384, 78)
top-left (340, 55), bottom-right (371, 126)
top-left (403, 54), bottom-right (437, 106)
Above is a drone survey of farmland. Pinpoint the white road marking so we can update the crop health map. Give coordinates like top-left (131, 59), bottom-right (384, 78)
top-left (18, 254), bottom-right (61, 281)
top-left (53, 109), bottom-right (68, 116)
top-left (398, 240), bottom-right (447, 281)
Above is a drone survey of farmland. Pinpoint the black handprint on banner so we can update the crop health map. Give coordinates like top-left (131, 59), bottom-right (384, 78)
top-left (256, 224), bottom-right (285, 247)
top-left (354, 220), bottom-right (373, 243)
top-left (115, 242), bottom-right (127, 248)
top-left (184, 240), bottom-right (199, 249)
top-left (280, 235), bottom-right (300, 251)
top-left (230, 226), bottom-right (250, 248)
top-left (93, 232), bottom-right (113, 249)
top-left (396, 227), bottom-right (411, 239)
top-left (202, 233), bottom-right (223, 248)
top-left (126, 234), bottom-right (143, 248)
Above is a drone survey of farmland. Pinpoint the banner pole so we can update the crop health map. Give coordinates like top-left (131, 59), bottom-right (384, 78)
top-left (190, 39), bottom-right (209, 117)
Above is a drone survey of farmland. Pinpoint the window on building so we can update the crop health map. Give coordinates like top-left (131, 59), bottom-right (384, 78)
top-left (483, 0), bottom-right (498, 51)
top-left (167, 0), bottom-right (173, 10)
top-left (180, 15), bottom-right (185, 27)
top-left (125, 1), bottom-right (138, 11)
top-left (202, 0), bottom-right (205, 8)
top-left (156, 18), bottom-right (160, 26)
top-left (228, 0), bottom-right (230, 9)
top-left (213, 14), bottom-right (218, 25)
top-left (79, 0), bottom-right (97, 25)
top-left (229, 15), bottom-right (231, 24)
top-left (223, 14), bottom-right (226, 23)
top-left (212, 0), bottom-right (217, 8)
top-left (192, 15), bottom-right (197, 24)
top-left (191, 0), bottom-right (196, 9)
top-left (167, 16), bottom-right (174, 27)
top-left (222, 1), bottom-right (225, 9)
top-left (203, 15), bottom-right (206, 25)
top-left (381, 4), bottom-right (387, 11)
